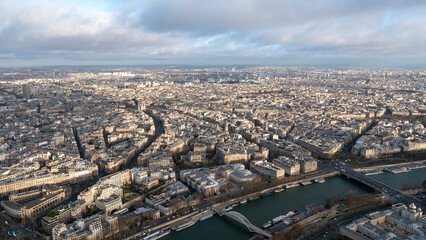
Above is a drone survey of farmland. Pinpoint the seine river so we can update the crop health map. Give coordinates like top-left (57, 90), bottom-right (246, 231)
top-left (163, 175), bottom-right (374, 240)
top-left (319, 167), bottom-right (426, 240)
top-left (369, 167), bottom-right (426, 189)
top-left (162, 167), bottom-right (426, 240)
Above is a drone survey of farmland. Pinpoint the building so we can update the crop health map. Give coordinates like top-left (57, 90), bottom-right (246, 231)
top-left (401, 203), bottom-right (423, 222)
top-left (340, 203), bottom-right (425, 240)
top-left (89, 219), bottom-right (103, 240)
top-left (216, 142), bottom-right (250, 164)
top-left (96, 157), bottom-right (123, 173)
top-left (22, 84), bottom-right (30, 99)
top-left (295, 156), bottom-right (317, 173)
top-left (0, 159), bottom-right (98, 196)
top-left (140, 177), bottom-right (159, 189)
top-left (218, 164), bottom-right (257, 184)
top-left (138, 102), bottom-right (146, 111)
top-left (180, 168), bottom-right (219, 196)
top-left (41, 205), bottom-right (72, 233)
top-left (166, 181), bottom-right (189, 195)
top-left (52, 214), bottom-right (118, 240)
top-left (9, 189), bottom-right (43, 203)
top-left (272, 156), bottom-right (301, 175)
top-left (186, 151), bottom-right (207, 163)
top-left (147, 157), bottom-right (174, 168)
top-left (250, 160), bottom-right (285, 179)
top-left (1, 185), bottom-right (71, 219)
top-left (95, 196), bottom-right (122, 215)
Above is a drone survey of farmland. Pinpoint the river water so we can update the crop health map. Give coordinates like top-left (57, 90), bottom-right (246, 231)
top-left (319, 167), bottom-right (426, 240)
top-left (369, 167), bottom-right (426, 189)
top-left (163, 176), bottom-right (373, 240)
top-left (163, 168), bottom-right (425, 240)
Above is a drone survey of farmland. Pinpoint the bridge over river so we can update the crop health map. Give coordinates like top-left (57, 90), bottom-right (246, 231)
top-left (337, 162), bottom-right (425, 209)
top-left (212, 206), bottom-right (272, 238)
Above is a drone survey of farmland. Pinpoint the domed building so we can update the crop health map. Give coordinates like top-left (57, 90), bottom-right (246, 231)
top-left (402, 203), bottom-right (423, 222)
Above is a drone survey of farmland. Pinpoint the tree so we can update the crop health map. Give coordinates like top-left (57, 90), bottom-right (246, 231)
top-left (348, 189), bottom-right (358, 198)
top-left (273, 231), bottom-right (288, 240)
top-left (291, 223), bottom-right (304, 237)
top-left (326, 194), bottom-right (343, 208)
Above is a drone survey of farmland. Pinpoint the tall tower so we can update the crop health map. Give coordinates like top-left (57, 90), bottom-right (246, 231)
top-left (138, 102), bottom-right (146, 111)
top-left (22, 84), bottom-right (30, 100)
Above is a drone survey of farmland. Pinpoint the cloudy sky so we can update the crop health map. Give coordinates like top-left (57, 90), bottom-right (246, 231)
top-left (1, 0), bottom-right (425, 67)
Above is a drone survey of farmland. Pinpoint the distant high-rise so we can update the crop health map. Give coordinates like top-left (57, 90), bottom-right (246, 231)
top-left (138, 102), bottom-right (146, 111)
top-left (22, 84), bottom-right (30, 99)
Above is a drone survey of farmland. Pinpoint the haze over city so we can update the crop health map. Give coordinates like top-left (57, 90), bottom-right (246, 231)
top-left (0, 1), bottom-right (425, 240)
top-left (1, 0), bottom-right (426, 67)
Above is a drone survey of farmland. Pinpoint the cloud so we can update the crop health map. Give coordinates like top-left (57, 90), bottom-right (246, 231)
top-left (0, 0), bottom-right (425, 67)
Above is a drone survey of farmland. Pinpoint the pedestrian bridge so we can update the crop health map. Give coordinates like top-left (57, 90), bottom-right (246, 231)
top-left (212, 206), bottom-right (272, 238)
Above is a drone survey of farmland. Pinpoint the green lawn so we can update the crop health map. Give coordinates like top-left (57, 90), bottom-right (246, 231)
top-left (347, 160), bottom-right (360, 166)
top-left (123, 192), bottom-right (140, 203)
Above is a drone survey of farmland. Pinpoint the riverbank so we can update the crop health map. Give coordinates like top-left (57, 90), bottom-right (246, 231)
top-left (169, 209), bottom-right (214, 231)
top-left (369, 166), bottom-right (426, 190)
top-left (309, 203), bottom-right (391, 240)
top-left (124, 171), bottom-right (339, 240)
top-left (353, 159), bottom-right (425, 172)
top-left (275, 194), bottom-right (390, 240)
top-left (124, 210), bottom-right (210, 240)
top-left (127, 166), bottom-right (426, 240)
top-left (162, 175), bottom-right (374, 240)
top-left (217, 171), bottom-right (339, 209)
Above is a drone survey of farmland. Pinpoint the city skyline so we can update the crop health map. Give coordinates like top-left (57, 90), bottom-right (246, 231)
top-left (0, 1), bottom-right (425, 239)
top-left (1, 0), bottom-right (426, 67)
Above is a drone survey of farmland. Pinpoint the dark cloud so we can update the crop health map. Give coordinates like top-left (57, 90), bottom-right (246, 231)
top-left (136, 0), bottom-right (424, 33)
top-left (0, 0), bottom-right (425, 67)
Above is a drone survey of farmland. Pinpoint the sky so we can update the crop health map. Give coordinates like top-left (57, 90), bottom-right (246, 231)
top-left (0, 0), bottom-right (426, 67)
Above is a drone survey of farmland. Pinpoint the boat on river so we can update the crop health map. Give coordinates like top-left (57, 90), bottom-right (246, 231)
top-left (364, 170), bottom-right (383, 176)
top-left (249, 196), bottom-right (260, 201)
top-left (223, 206), bottom-right (233, 212)
top-left (314, 178), bottom-right (326, 183)
top-left (262, 221), bottom-right (272, 228)
top-left (268, 210), bottom-right (298, 225)
top-left (388, 167), bottom-right (410, 174)
top-left (261, 192), bottom-right (273, 197)
top-left (143, 230), bottom-right (171, 240)
top-left (301, 181), bottom-right (312, 186)
top-left (200, 214), bottom-right (213, 221)
top-left (176, 221), bottom-right (196, 231)
top-left (284, 183), bottom-right (299, 189)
